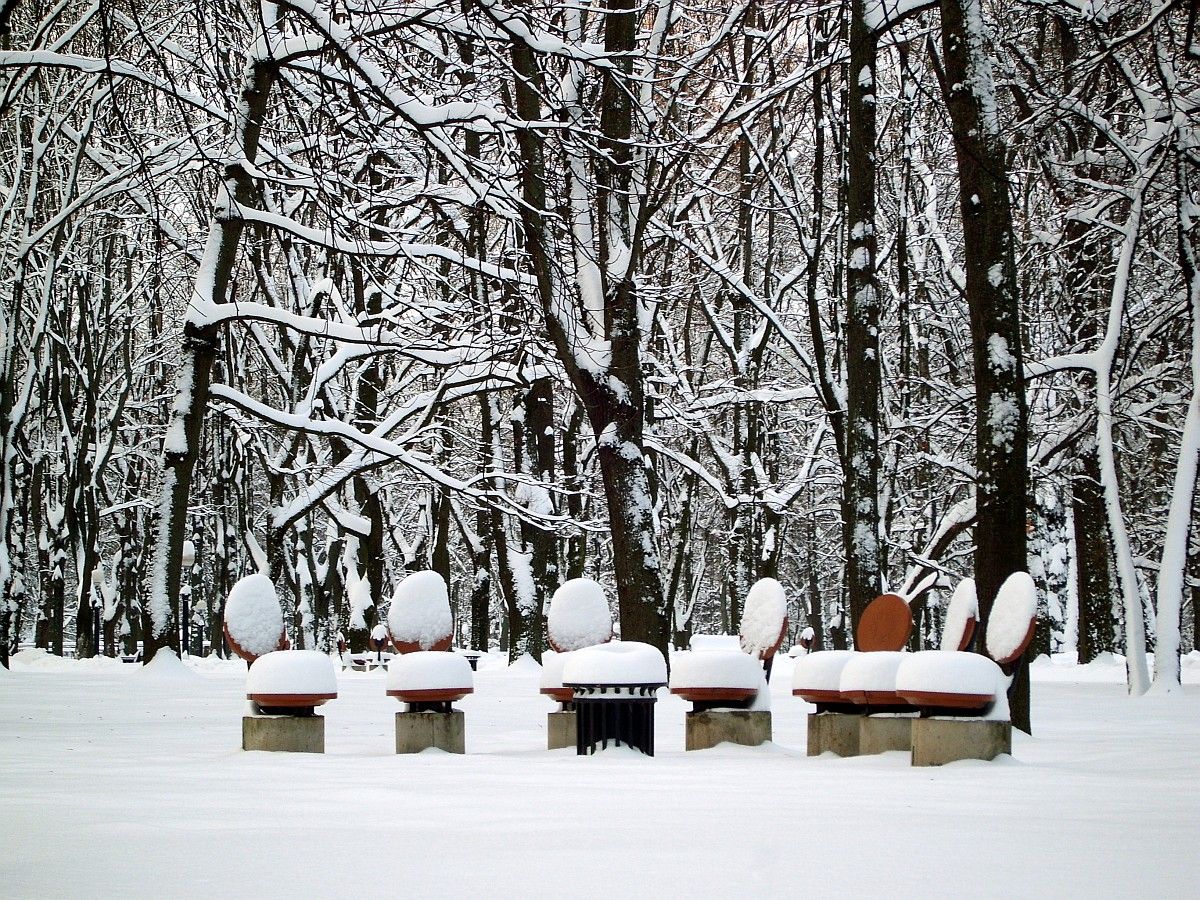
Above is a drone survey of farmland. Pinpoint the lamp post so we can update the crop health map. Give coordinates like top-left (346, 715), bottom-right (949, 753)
top-left (90, 565), bottom-right (103, 658)
top-left (181, 540), bottom-right (196, 656)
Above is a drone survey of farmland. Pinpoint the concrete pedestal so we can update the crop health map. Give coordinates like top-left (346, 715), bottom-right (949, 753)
top-left (807, 712), bottom-right (860, 757)
top-left (685, 710), bottom-right (771, 751)
top-left (910, 718), bottom-right (1011, 766)
top-left (858, 715), bottom-right (914, 755)
top-left (547, 710), bottom-right (576, 750)
top-left (395, 709), bottom-right (465, 754)
top-left (242, 714), bottom-right (324, 753)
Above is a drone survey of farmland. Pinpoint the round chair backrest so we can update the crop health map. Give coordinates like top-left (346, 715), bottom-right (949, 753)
top-left (388, 570), bottom-right (454, 654)
top-left (985, 571), bottom-right (1039, 671)
top-left (546, 578), bottom-right (614, 653)
top-left (738, 577), bottom-right (789, 660)
top-left (940, 578), bottom-right (978, 652)
top-left (855, 594), bottom-right (912, 652)
top-left (224, 573), bottom-right (287, 663)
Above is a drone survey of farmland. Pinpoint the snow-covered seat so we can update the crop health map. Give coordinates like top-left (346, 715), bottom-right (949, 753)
top-left (792, 593), bottom-right (912, 708)
top-left (894, 572), bottom-right (1038, 715)
top-left (224, 573), bottom-right (288, 663)
top-left (562, 640), bottom-right (668, 689)
top-left (669, 578), bottom-right (787, 709)
top-left (540, 579), bottom-right (614, 706)
top-left (246, 650), bottom-right (338, 712)
top-left (386, 650), bottom-right (474, 706)
top-left (838, 651), bottom-right (906, 706)
top-left (388, 570), bottom-right (454, 654)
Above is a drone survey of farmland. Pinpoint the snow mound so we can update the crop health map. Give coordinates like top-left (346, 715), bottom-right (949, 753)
top-left (247, 651), bottom-right (337, 696)
top-left (388, 571), bottom-right (453, 650)
top-left (9, 649), bottom-right (74, 672)
top-left (387, 651), bottom-right (473, 692)
top-left (508, 653), bottom-right (542, 673)
top-left (689, 634), bottom-right (740, 652)
top-left (669, 650), bottom-right (762, 691)
top-left (986, 572), bottom-right (1038, 664)
top-left (941, 578), bottom-right (978, 652)
top-left (546, 578), bottom-right (613, 652)
top-left (895, 650), bottom-right (1003, 698)
top-left (792, 650), bottom-right (855, 693)
top-left (138, 649), bottom-right (198, 681)
top-left (739, 578), bottom-right (788, 658)
top-left (224, 574), bottom-right (284, 658)
top-left (562, 641), bottom-right (666, 686)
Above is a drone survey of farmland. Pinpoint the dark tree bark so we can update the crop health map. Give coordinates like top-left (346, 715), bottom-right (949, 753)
top-left (940, 0), bottom-right (1031, 732)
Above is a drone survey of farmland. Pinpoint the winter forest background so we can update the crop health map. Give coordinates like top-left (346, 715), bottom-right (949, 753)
top-left (0, 0), bottom-right (1197, 715)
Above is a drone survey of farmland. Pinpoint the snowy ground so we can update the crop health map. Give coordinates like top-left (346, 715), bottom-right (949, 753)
top-left (2, 650), bottom-right (1198, 899)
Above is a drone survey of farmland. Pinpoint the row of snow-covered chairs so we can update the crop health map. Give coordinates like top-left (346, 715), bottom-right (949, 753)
top-left (791, 573), bottom-right (1038, 719)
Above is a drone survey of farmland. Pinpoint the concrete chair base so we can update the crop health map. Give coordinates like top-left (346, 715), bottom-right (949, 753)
top-left (547, 710), bottom-right (576, 750)
top-left (243, 714), bottom-right (324, 753)
top-left (396, 709), bottom-right (465, 754)
top-left (859, 714), bottom-right (914, 754)
top-left (807, 712), bottom-right (860, 757)
top-left (910, 717), bottom-right (1011, 766)
top-left (685, 710), bottom-right (771, 751)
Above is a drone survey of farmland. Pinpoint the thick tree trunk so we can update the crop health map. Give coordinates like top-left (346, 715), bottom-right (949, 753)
top-left (939, 0), bottom-right (1031, 731)
top-left (844, 0), bottom-right (884, 633)
top-left (145, 57), bottom-right (274, 663)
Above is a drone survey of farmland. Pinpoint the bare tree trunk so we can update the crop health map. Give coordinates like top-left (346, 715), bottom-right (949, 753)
top-left (939, 0), bottom-right (1031, 731)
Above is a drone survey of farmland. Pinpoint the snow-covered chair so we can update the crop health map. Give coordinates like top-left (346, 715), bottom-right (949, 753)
top-left (385, 571), bottom-right (468, 753)
top-left (387, 570), bottom-right (454, 654)
top-left (561, 641), bottom-right (668, 756)
top-left (893, 573), bottom-right (1037, 766)
top-left (667, 578), bottom-right (787, 750)
top-left (791, 592), bottom-right (912, 756)
top-left (539, 579), bottom-right (614, 749)
top-left (243, 649), bottom-right (338, 753)
top-left (223, 573), bottom-right (288, 664)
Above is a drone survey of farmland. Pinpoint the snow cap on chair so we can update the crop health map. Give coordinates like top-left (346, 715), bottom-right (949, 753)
top-left (224, 574), bottom-right (285, 660)
top-left (894, 650), bottom-right (1002, 708)
top-left (839, 651), bottom-right (905, 705)
top-left (791, 649), bottom-right (855, 701)
top-left (738, 578), bottom-right (789, 659)
top-left (985, 572), bottom-right (1038, 666)
top-left (388, 570), bottom-right (453, 652)
top-left (669, 649), bottom-right (762, 692)
top-left (247, 650), bottom-right (337, 696)
top-left (940, 578), bottom-right (978, 652)
top-left (562, 641), bottom-right (666, 686)
top-left (546, 578), bottom-right (613, 652)
top-left (386, 650), bottom-right (473, 693)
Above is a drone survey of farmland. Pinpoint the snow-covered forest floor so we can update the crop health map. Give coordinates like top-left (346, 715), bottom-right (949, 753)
top-left (3, 651), bottom-right (1198, 899)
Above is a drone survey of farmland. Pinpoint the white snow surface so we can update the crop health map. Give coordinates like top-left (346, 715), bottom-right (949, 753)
top-left (689, 634), bottom-right (740, 652)
top-left (546, 578), bottom-right (613, 651)
top-left (562, 641), bottom-right (666, 686)
top-left (839, 651), bottom-right (906, 693)
top-left (792, 649), bottom-right (856, 692)
top-left (895, 650), bottom-right (1002, 697)
top-left (941, 578), bottom-right (979, 651)
top-left (1, 652), bottom-right (1199, 896)
top-left (538, 650), bottom-right (570, 692)
top-left (986, 571), bottom-right (1039, 662)
top-left (669, 650), bottom-right (762, 691)
top-left (738, 578), bottom-right (788, 657)
top-left (224, 574), bottom-right (284, 657)
top-left (387, 570), bottom-right (453, 648)
top-left (386, 651), bottom-right (473, 692)
top-left (246, 651), bottom-right (338, 696)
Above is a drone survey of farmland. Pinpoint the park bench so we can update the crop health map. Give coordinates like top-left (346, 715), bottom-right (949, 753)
top-left (668, 577), bottom-right (789, 750)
